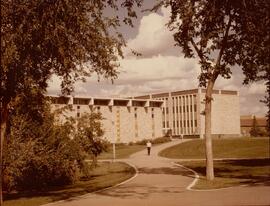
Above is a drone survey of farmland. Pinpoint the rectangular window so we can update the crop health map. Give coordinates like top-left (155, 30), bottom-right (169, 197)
top-left (152, 114), bottom-right (154, 118)
top-left (77, 105), bottom-right (80, 109)
top-left (74, 98), bottom-right (89, 105)
top-left (77, 112), bottom-right (80, 118)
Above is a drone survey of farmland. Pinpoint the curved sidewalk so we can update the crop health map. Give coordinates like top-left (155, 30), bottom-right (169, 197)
top-left (49, 139), bottom-right (270, 206)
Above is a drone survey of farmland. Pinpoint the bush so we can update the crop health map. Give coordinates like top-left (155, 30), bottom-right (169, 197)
top-left (152, 136), bottom-right (172, 144)
top-left (3, 114), bottom-right (85, 192)
top-left (133, 136), bottom-right (171, 145)
top-left (2, 98), bottom-right (89, 192)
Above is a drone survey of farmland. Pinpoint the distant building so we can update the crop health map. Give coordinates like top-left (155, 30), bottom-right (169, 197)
top-left (240, 115), bottom-right (268, 136)
top-left (134, 88), bottom-right (241, 138)
top-left (49, 96), bottom-right (163, 143)
top-left (49, 88), bottom-right (241, 143)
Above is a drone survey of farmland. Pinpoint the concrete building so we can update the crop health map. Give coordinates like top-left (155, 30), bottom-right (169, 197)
top-left (134, 88), bottom-right (241, 138)
top-left (49, 96), bottom-right (163, 143)
top-left (240, 115), bottom-right (268, 136)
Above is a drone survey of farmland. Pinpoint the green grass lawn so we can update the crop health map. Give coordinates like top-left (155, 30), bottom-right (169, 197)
top-left (179, 159), bottom-right (270, 189)
top-left (3, 162), bottom-right (135, 206)
top-left (159, 137), bottom-right (270, 159)
top-left (98, 144), bottom-right (145, 159)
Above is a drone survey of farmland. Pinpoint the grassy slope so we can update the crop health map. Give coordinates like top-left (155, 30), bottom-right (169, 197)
top-left (98, 144), bottom-right (145, 159)
top-left (159, 137), bottom-right (270, 159)
top-left (4, 162), bottom-right (135, 206)
top-left (179, 159), bottom-right (270, 189)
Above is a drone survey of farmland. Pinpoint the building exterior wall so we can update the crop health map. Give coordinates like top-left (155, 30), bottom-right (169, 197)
top-left (50, 96), bottom-right (163, 143)
top-left (199, 91), bottom-right (241, 137)
top-left (142, 88), bottom-right (240, 138)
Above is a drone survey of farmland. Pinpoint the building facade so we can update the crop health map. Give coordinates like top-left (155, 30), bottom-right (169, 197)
top-left (240, 115), bottom-right (268, 136)
top-left (134, 88), bottom-right (241, 138)
top-left (50, 96), bottom-right (163, 143)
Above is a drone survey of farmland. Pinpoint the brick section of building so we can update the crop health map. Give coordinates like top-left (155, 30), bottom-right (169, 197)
top-left (50, 96), bottom-right (163, 143)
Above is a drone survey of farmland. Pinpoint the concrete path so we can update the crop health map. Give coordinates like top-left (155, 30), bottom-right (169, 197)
top-left (48, 139), bottom-right (270, 206)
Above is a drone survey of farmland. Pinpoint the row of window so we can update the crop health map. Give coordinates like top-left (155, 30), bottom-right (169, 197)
top-left (173, 120), bottom-right (197, 127)
top-left (172, 104), bottom-right (197, 113)
top-left (162, 120), bottom-right (198, 128)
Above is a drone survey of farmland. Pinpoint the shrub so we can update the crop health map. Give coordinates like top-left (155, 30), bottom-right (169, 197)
top-left (151, 136), bottom-right (172, 144)
top-left (2, 99), bottom-right (88, 192)
top-left (3, 114), bottom-right (85, 192)
top-left (133, 136), bottom-right (171, 145)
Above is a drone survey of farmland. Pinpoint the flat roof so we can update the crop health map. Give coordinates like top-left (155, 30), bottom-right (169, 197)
top-left (133, 88), bottom-right (239, 99)
top-left (48, 95), bottom-right (163, 107)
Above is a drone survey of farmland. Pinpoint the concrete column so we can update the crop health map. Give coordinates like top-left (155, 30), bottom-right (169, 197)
top-left (188, 95), bottom-right (191, 135)
top-left (192, 95), bottom-right (195, 134)
top-left (173, 97), bottom-right (176, 135)
top-left (164, 98), bottom-right (167, 131)
top-left (168, 93), bottom-right (173, 132)
top-left (181, 96), bottom-right (184, 135)
top-left (184, 95), bottom-right (187, 135)
top-left (177, 96), bottom-right (181, 135)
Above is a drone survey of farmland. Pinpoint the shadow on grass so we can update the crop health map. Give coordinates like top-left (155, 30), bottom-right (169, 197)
top-left (4, 169), bottom-right (134, 202)
top-left (180, 158), bottom-right (270, 187)
top-left (138, 167), bottom-right (192, 176)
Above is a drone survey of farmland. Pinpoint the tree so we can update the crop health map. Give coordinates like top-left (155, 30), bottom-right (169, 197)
top-left (0, 0), bottom-right (142, 204)
top-left (154, 0), bottom-right (270, 180)
top-left (3, 95), bottom-right (86, 192)
top-left (249, 116), bottom-right (261, 137)
top-left (76, 112), bottom-right (109, 168)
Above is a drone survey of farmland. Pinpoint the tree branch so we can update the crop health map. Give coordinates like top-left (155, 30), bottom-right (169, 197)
top-left (216, 13), bottom-right (232, 67)
top-left (190, 38), bottom-right (205, 63)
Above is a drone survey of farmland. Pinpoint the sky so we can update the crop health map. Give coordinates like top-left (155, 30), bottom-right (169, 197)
top-left (47, 4), bottom-right (267, 117)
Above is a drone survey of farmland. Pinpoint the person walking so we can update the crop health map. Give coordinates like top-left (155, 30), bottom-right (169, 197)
top-left (146, 140), bottom-right (152, 155)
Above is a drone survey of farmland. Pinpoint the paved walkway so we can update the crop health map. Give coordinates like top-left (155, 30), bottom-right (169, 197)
top-left (48, 139), bottom-right (270, 206)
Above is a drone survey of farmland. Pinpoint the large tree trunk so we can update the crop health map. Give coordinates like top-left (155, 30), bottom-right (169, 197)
top-left (0, 104), bottom-right (8, 206)
top-left (205, 81), bottom-right (215, 180)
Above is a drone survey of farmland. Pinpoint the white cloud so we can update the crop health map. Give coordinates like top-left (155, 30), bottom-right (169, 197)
top-left (124, 7), bottom-right (175, 57)
top-left (247, 82), bottom-right (266, 95)
top-left (46, 7), bottom-right (267, 117)
top-left (47, 75), bottom-right (61, 94)
top-left (118, 55), bottom-right (200, 82)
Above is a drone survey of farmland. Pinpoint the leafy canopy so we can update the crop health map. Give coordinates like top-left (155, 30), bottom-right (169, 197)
top-left (1, 0), bottom-right (142, 106)
top-left (160, 0), bottom-right (269, 87)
